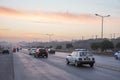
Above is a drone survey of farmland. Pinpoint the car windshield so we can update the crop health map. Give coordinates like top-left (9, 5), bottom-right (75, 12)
top-left (40, 49), bottom-right (46, 52)
top-left (32, 49), bottom-right (36, 50)
top-left (79, 52), bottom-right (93, 56)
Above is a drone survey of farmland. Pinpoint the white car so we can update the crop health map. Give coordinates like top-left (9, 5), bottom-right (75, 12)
top-left (66, 50), bottom-right (95, 67)
top-left (29, 48), bottom-right (37, 55)
top-left (114, 51), bottom-right (120, 59)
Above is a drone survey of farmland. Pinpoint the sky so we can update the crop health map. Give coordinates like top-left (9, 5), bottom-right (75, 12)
top-left (0, 0), bottom-right (120, 42)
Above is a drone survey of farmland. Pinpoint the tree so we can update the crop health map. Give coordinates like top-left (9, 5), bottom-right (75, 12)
top-left (100, 40), bottom-right (114, 52)
top-left (56, 45), bottom-right (62, 49)
top-left (91, 42), bottom-right (100, 50)
top-left (66, 43), bottom-right (73, 49)
top-left (116, 42), bottom-right (120, 49)
top-left (49, 46), bottom-right (53, 48)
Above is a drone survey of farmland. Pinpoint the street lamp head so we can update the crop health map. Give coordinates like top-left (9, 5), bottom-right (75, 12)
top-left (107, 15), bottom-right (110, 17)
top-left (95, 14), bottom-right (98, 16)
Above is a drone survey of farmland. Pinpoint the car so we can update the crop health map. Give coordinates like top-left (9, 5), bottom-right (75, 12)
top-left (29, 48), bottom-right (37, 55)
top-left (48, 48), bottom-right (55, 54)
top-left (2, 49), bottom-right (9, 54)
top-left (114, 51), bottom-right (120, 60)
top-left (66, 49), bottom-right (95, 67)
top-left (34, 48), bottom-right (48, 58)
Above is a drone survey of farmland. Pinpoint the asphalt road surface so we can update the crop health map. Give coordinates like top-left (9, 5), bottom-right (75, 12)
top-left (0, 53), bottom-right (14, 80)
top-left (13, 49), bottom-right (120, 80)
top-left (54, 52), bottom-right (120, 71)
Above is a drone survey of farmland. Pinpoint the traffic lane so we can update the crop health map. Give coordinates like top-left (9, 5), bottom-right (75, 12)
top-left (94, 55), bottom-right (120, 66)
top-left (54, 52), bottom-right (120, 69)
top-left (0, 53), bottom-right (14, 80)
top-left (13, 52), bottom-right (83, 80)
top-left (16, 50), bottom-right (120, 80)
top-left (20, 49), bottom-right (120, 71)
top-left (40, 54), bottom-right (120, 80)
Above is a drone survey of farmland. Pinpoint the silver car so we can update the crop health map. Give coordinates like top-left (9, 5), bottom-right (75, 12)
top-left (29, 48), bottom-right (37, 55)
top-left (66, 50), bottom-right (95, 67)
top-left (114, 51), bottom-right (120, 60)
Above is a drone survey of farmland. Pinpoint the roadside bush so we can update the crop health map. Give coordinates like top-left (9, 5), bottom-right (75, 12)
top-left (100, 39), bottom-right (114, 52)
top-left (56, 45), bottom-right (62, 49)
top-left (91, 42), bottom-right (100, 50)
top-left (66, 43), bottom-right (73, 49)
top-left (116, 42), bottom-right (120, 50)
top-left (91, 39), bottom-right (114, 52)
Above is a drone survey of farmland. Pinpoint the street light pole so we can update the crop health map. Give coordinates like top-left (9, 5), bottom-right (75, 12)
top-left (45, 34), bottom-right (54, 42)
top-left (95, 14), bottom-right (110, 39)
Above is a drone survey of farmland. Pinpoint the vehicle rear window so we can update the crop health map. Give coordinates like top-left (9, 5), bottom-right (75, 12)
top-left (39, 49), bottom-right (46, 52)
top-left (79, 52), bottom-right (93, 56)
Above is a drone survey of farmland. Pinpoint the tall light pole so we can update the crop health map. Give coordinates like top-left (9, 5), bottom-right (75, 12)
top-left (95, 14), bottom-right (110, 39)
top-left (45, 34), bottom-right (54, 42)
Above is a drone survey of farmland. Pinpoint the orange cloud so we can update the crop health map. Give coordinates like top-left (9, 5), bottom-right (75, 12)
top-left (0, 6), bottom-right (97, 24)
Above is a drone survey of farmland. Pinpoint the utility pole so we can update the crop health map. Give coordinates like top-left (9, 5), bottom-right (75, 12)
top-left (95, 35), bottom-right (98, 39)
top-left (45, 34), bottom-right (54, 42)
top-left (113, 33), bottom-right (116, 39)
top-left (95, 14), bottom-right (110, 39)
top-left (110, 34), bottom-right (112, 39)
top-left (82, 36), bottom-right (84, 40)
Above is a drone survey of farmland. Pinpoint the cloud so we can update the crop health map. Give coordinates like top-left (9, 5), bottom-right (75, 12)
top-left (0, 6), bottom-right (97, 24)
top-left (0, 28), bottom-right (10, 31)
top-left (0, 6), bottom-right (24, 16)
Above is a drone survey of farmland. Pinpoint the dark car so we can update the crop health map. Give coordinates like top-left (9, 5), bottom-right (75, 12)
top-left (34, 48), bottom-right (48, 58)
top-left (2, 49), bottom-right (9, 54)
top-left (48, 48), bottom-right (55, 54)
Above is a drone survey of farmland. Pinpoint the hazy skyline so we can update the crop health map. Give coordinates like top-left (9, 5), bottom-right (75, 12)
top-left (0, 0), bottom-right (120, 42)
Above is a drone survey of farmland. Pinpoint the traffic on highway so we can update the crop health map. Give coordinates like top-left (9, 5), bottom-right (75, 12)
top-left (13, 48), bottom-right (120, 80)
top-left (0, 42), bottom-right (120, 80)
top-left (0, 0), bottom-right (120, 80)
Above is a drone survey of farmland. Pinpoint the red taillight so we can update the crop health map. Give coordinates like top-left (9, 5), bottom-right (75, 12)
top-left (36, 52), bottom-right (39, 54)
top-left (46, 50), bottom-right (49, 54)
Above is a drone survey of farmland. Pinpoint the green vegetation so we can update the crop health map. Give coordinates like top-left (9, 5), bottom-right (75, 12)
top-left (100, 40), bottom-right (114, 52)
top-left (116, 42), bottom-right (120, 50)
top-left (56, 45), bottom-right (62, 49)
top-left (91, 42), bottom-right (100, 50)
top-left (91, 39), bottom-right (114, 52)
top-left (66, 43), bottom-right (73, 49)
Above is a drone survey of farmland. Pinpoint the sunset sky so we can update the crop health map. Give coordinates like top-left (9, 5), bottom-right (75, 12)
top-left (0, 0), bottom-right (120, 42)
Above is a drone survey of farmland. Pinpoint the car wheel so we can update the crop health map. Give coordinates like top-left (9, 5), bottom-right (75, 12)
top-left (34, 54), bottom-right (37, 58)
top-left (46, 55), bottom-right (48, 58)
top-left (115, 56), bottom-right (118, 59)
top-left (34, 54), bottom-right (36, 57)
top-left (90, 63), bottom-right (94, 67)
top-left (66, 59), bottom-right (69, 65)
top-left (75, 61), bottom-right (79, 67)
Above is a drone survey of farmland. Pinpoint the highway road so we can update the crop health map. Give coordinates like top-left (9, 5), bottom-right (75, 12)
top-left (13, 49), bottom-right (120, 80)
top-left (54, 52), bottom-right (120, 71)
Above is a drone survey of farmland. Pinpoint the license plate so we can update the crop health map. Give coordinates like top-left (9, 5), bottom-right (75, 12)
top-left (86, 57), bottom-right (89, 60)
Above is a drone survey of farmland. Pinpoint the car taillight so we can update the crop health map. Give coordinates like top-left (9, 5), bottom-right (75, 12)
top-left (46, 50), bottom-right (49, 54)
top-left (36, 52), bottom-right (39, 54)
